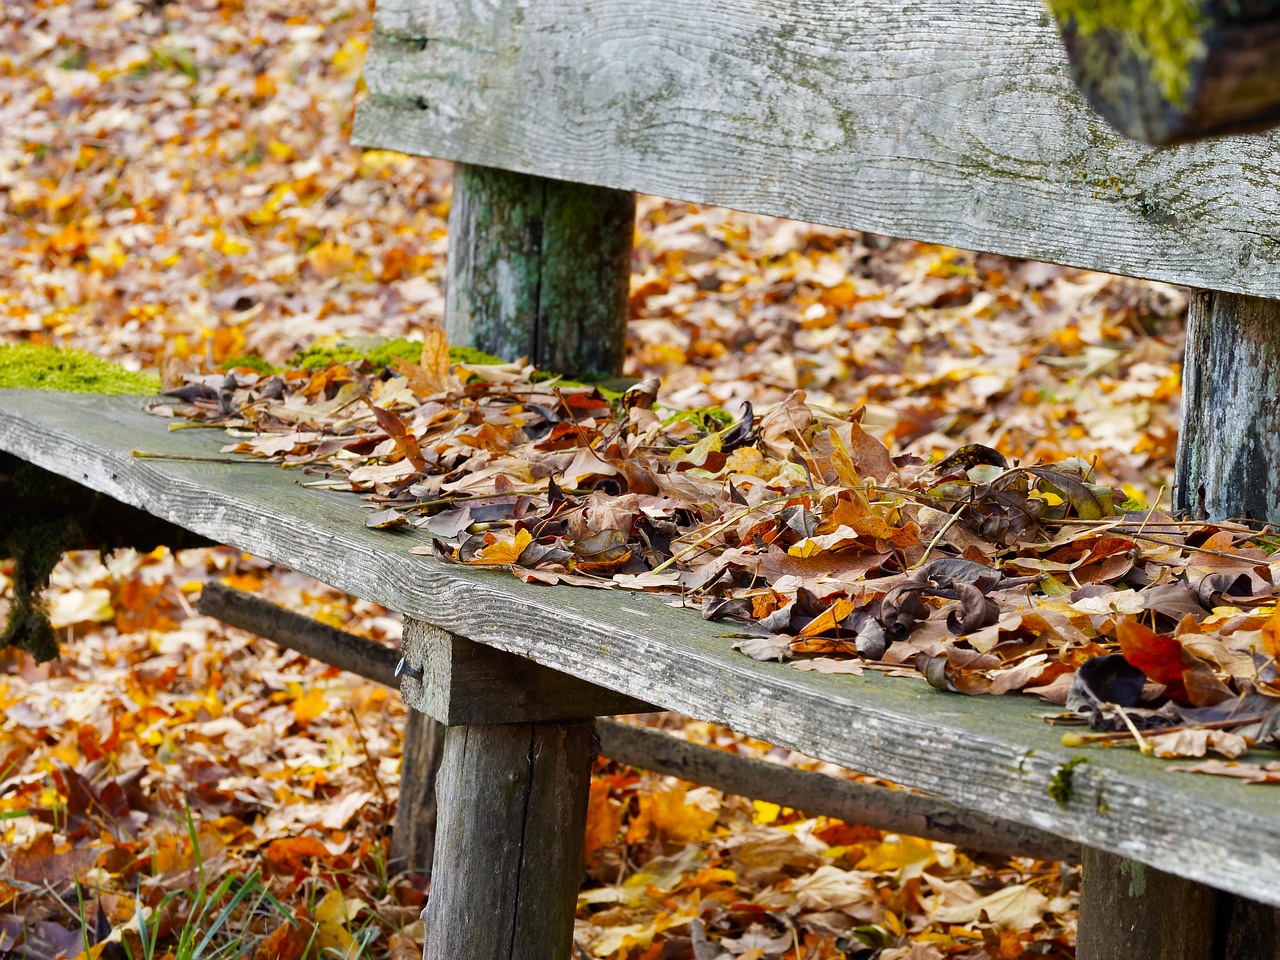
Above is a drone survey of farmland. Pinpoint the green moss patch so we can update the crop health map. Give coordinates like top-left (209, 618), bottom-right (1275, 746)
top-left (0, 343), bottom-right (160, 394)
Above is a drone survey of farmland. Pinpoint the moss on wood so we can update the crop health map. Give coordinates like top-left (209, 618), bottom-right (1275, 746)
top-left (0, 343), bottom-right (160, 394)
top-left (1047, 0), bottom-right (1207, 104)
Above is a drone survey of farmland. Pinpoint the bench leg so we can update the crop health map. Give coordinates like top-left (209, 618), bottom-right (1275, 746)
top-left (446, 163), bottom-right (635, 378)
top-left (390, 709), bottom-right (444, 878)
top-left (1078, 848), bottom-right (1216, 959)
top-left (1176, 289), bottom-right (1280, 525)
top-left (422, 720), bottom-right (593, 960)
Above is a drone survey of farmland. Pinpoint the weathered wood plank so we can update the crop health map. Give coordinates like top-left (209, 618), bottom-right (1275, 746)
top-left (399, 618), bottom-right (654, 723)
top-left (595, 721), bottom-right (1078, 861)
top-left (424, 721), bottom-right (593, 960)
top-left (447, 165), bottom-right (634, 377)
top-left (1175, 290), bottom-right (1280, 524)
top-left (352, 0), bottom-right (1280, 299)
top-left (186, 583), bottom-right (1078, 859)
top-left (197, 581), bottom-right (402, 684)
top-left (1077, 847), bottom-right (1216, 960)
top-left (3, 390), bottom-right (1280, 904)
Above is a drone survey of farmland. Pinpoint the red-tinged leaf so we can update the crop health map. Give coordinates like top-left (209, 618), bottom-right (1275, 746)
top-left (7, 833), bottom-right (99, 885)
top-left (264, 836), bottom-right (332, 873)
top-left (1115, 616), bottom-right (1192, 704)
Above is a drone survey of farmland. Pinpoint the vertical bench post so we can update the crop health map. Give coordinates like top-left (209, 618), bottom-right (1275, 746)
top-left (1079, 288), bottom-right (1280, 960)
top-left (398, 620), bottom-right (651, 959)
top-left (1176, 289), bottom-right (1280, 524)
top-left (423, 721), bottom-right (594, 960)
top-left (446, 163), bottom-right (635, 377)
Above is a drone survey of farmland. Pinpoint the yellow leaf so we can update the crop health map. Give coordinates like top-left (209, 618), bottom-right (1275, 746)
top-left (752, 800), bottom-right (782, 824)
top-left (856, 835), bottom-right (937, 880)
top-left (476, 528), bottom-right (533, 565)
top-left (332, 36), bottom-right (368, 76)
top-left (313, 890), bottom-right (367, 954)
top-left (646, 784), bottom-right (718, 843)
top-left (787, 538), bottom-right (823, 559)
top-left (291, 687), bottom-right (327, 724)
top-left (307, 239), bottom-right (355, 278)
top-left (212, 229), bottom-right (251, 256)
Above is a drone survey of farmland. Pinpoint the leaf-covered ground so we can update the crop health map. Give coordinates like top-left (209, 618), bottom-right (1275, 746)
top-left (0, 0), bottom-right (1211, 955)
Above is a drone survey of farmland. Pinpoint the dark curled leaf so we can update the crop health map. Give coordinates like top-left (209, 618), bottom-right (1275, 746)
top-left (932, 443), bottom-right (1007, 476)
top-left (779, 504), bottom-right (818, 540)
top-left (702, 596), bottom-right (756, 622)
top-left (913, 557), bottom-right (1000, 589)
top-left (854, 618), bottom-right (887, 660)
top-left (1027, 466), bottom-right (1108, 520)
top-left (1196, 572), bottom-right (1255, 608)
top-left (879, 584), bottom-right (929, 642)
top-left (163, 381), bottom-right (219, 402)
top-left (1066, 654), bottom-right (1146, 713)
top-left (1255, 703), bottom-right (1280, 748)
top-left (720, 402), bottom-right (756, 454)
top-left (916, 652), bottom-right (957, 692)
top-left (516, 540), bottom-right (573, 567)
top-left (945, 581), bottom-right (1000, 634)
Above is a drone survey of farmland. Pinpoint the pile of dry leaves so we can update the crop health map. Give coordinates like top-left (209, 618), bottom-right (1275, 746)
top-left (159, 333), bottom-right (1280, 775)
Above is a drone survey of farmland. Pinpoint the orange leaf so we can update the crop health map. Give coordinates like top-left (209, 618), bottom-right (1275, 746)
top-left (1116, 616), bottom-right (1190, 704)
top-left (392, 326), bottom-right (450, 398)
top-left (582, 780), bottom-right (624, 860)
top-left (799, 597), bottom-right (858, 638)
top-left (264, 836), bottom-right (331, 873)
top-left (1262, 606), bottom-right (1280, 661)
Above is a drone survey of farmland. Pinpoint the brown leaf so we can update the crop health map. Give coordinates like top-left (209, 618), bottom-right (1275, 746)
top-left (361, 397), bottom-right (426, 471)
top-left (391, 326), bottom-right (450, 398)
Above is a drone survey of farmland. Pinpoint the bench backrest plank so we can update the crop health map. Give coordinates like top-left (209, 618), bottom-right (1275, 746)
top-left (353, 0), bottom-right (1280, 299)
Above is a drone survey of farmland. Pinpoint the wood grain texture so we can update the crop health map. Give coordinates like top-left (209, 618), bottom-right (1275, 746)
top-left (400, 617), bottom-right (654, 723)
top-left (5, 390), bottom-right (1280, 904)
top-left (1175, 290), bottom-right (1280, 523)
top-left (446, 164), bottom-right (634, 377)
top-left (596, 721), bottom-right (1077, 861)
top-left (352, 0), bottom-right (1280, 298)
top-left (1078, 847), bottom-right (1216, 960)
top-left (1211, 891), bottom-right (1280, 960)
top-left (423, 721), bottom-right (592, 960)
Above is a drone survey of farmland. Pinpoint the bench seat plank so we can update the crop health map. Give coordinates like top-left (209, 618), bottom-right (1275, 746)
top-left (2, 388), bottom-right (1279, 903)
top-left (352, 0), bottom-right (1280, 300)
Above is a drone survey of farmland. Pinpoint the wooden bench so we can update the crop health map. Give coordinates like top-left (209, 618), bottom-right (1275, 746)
top-left (6, 0), bottom-right (1280, 957)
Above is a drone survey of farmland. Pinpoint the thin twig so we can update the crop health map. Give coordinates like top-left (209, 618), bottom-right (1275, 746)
top-left (131, 450), bottom-right (283, 464)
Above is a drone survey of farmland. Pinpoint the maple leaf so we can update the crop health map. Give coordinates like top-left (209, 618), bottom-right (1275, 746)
top-left (392, 326), bottom-right (451, 398)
